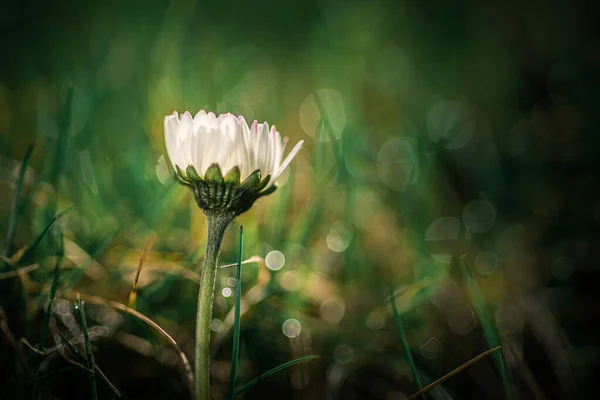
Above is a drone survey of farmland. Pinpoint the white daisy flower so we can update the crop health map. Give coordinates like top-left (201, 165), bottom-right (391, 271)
top-left (164, 110), bottom-right (303, 215)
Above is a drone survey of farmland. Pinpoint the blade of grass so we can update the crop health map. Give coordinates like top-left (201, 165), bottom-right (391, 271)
top-left (406, 346), bottom-right (501, 400)
top-left (48, 83), bottom-right (73, 192)
top-left (0, 264), bottom-right (39, 279)
top-left (457, 255), bottom-right (514, 400)
top-left (32, 230), bottom-right (64, 399)
top-left (227, 226), bottom-right (244, 400)
top-left (234, 355), bottom-right (319, 397)
top-left (76, 293), bottom-right (98, 400)
top-left (39, 232), bottom-right (64, 354)
top-left (128, 235), bottom-right (155, 308)
top-left (4, 143), bottom-right (35, 263)
top-left (18, 205), bottom-right (73, 267)
top-left (56, 330), bottom-right (122, 398)
top-left (390, 286), bottom-right (425, 398)
top-left (67, 291), bottom-right (194, 396)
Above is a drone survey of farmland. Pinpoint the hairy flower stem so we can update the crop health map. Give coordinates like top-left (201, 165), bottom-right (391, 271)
top-left (195, 213), bottom-right (232, 400)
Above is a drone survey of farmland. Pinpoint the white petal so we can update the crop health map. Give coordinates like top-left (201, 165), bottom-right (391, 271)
top-left (179, 111), bottom-right (194, 167)
top-left (268, 140), bottom-right (304, 188)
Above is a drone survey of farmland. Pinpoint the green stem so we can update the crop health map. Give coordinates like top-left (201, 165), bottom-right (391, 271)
top-left (195, 213), bottom-right (232, 400)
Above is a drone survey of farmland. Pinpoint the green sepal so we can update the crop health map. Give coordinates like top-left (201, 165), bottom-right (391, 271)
top-left (239, 170), bottom-right (261, 191)
top-left (256, 175), bottom-right (271, 192)
top-left (224, 166), bottom-right (241, 187)
top-left (176, 165), bottom-right (192, 186)
top-left (205, 164), bottom-right (224, 184)
top-left (258, 185), bottom-right (277, 198)
top-left (186, 165), bottom-right (203, 182)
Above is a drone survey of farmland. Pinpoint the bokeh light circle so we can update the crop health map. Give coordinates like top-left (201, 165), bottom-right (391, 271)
top-left (327, 221), bottom-right (354, 252)
top-left (419, 337), bottom-right (443, 360)
top-left (377, 137), bottom-right (418, 191)
top-left (425, 217), bottom-right (460, 263)
top-left (427, 100), bottom-right (475, 149)
top-left (319, 297), bottom-right (346, 324)
top-left (210, 319), bottom-right (223, 332)
top-left (463, 199), bottom-right (496, 233)
top-left (299, 89), bottom-right (346, 141)
top-left (282, 318), bottom-right (302, 338)
top-left (475, 251), bottom-right (499, 275)
top-left (266, 250), bottom-right (285, 271)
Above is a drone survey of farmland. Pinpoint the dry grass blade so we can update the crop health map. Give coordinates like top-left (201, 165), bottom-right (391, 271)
top-left (406, 346), bottom-right (502, 400)
top-left (0, 308), bottom-right (33, 378)
top-left (219, 255), bottom-right (262, 269)
top-left (65, 291), bottom-right (194, 395)
top-left (128, 235), bottom-right (155, 308)
top-left (0, 264), bottom-right (39, 279)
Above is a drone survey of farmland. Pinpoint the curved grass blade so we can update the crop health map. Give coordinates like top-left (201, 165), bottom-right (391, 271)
top-left (18, 205), bottom-right (73, 267)
top-left (227, 226), bottom-right (244, 400)
top-left (457, 256), bottom-right (514, 400)
top-left (76, 293), bottom-right (97, 400)
top-left (67, 291), bottom-right (194, 396)
top-left (407, 346), bottom-right (501, 400)
top-left (4, 143), bottom-right (35, 262)
top-left (390, 286), bottom-right (425, 398)
top-left (234, 355), bottom-right (319, 397)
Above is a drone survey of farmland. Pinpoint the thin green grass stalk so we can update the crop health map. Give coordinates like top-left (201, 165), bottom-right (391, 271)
top-left (39, 231), bottom-right (64, 353)
top-left (76, 293), bottom-right (98, 400)
top-left (195, 214), bottom-right (232, 400)
top-left (390, 287), bottom-right (425, 398)
top-left (406, 346), bottom-right (502, 400)
top-left (234, 355), bottom-right (319, 397)
top-left (32, 230), bottom-right (64, 399)
top-left (56, 330), bottom-right (122, 398)
top-left (3, 143), bottom-right (35, 264)
top-left (227, 226), bottom-right (243, 400)
top-left (457, 256), bottom-right (514, 400)
top-left (18, 205), bottom-right (73, 267)
top-left (47, 84), bottom-right (73, 216)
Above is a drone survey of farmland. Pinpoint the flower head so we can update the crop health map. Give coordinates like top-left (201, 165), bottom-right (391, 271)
top-left (165, 110), bottom-right (303, 217)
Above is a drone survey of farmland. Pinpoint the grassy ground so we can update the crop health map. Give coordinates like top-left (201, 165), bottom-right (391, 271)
top-left (1, 0), bottom-right (598, 399)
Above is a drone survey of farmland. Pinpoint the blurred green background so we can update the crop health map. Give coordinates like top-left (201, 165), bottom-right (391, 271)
top-left (1, 0), bottom-right (598, 398)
